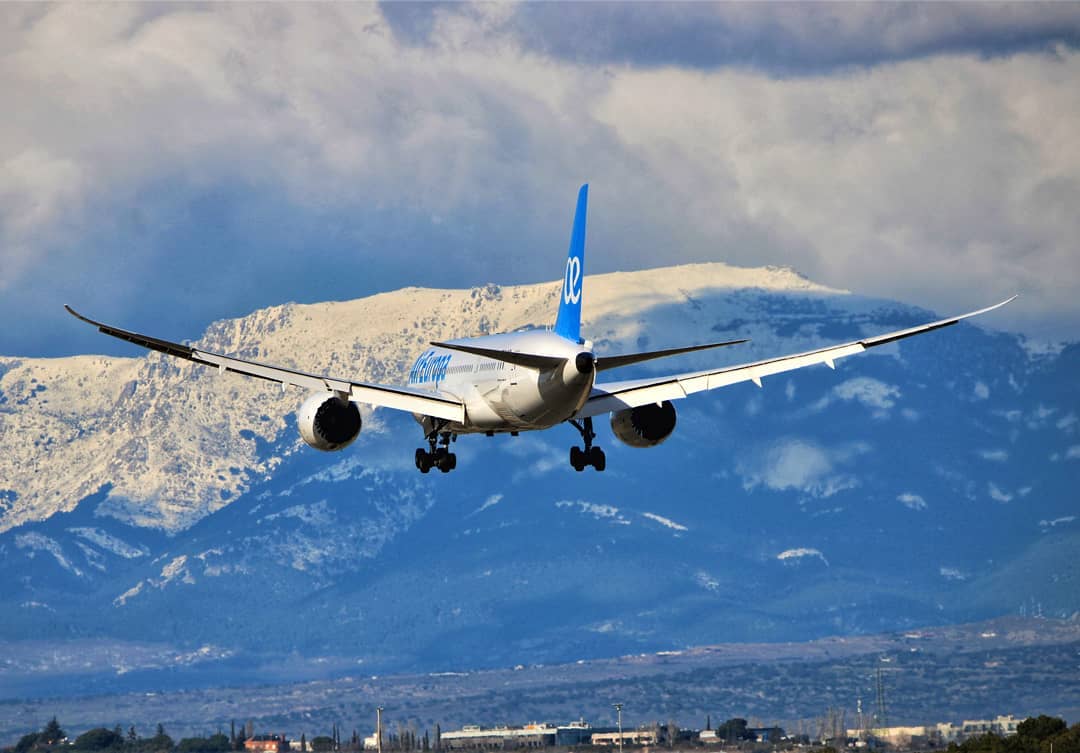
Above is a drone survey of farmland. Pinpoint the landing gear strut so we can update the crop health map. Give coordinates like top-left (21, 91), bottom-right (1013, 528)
top-left (415, 420), bottom-right (457, 474)
top-left (568, 417), bottom-right (605, 472)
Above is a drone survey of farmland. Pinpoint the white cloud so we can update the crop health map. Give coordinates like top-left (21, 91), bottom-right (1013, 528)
top-left (777, 547), bottom-right (829, 566)
top-left (737, 438), bottom-right (867, 499)
top-left (1039, 516), bottom-right (1075, 530)
top-left (988, 483), bottom-right (1014, 503)
top-left (1066, 445), bottom-right (1080, 460)
top-left (1, 5), bottom-right (1078, 355)
top-left (977, 449), bottom-right (1009, 462)
top-left (470, 493), bottom-right (504, 516)
top-left (641, 512), bottom-right (688, 532)
top-left (940, 566), bottom-right (969, 581)
top-left (555, 500), bottom-right (630, 525)
top-left (897, 493), bottom-right (927, 511)
top-left (973, 381), bottom-right (990, 400)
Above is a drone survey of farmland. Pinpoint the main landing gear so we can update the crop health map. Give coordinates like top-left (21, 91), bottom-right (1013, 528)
top-left (569, 417), bottom-right (605, 472)
top-left (416, 420), bottom-right (457, 474)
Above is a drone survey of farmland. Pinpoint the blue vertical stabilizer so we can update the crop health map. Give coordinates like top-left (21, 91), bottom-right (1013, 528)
top-left (554, 184), bottom-right (588, 343)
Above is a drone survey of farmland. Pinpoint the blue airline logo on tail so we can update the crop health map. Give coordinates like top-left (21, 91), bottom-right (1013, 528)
top-left (553, 183), bottom-right (588, 343)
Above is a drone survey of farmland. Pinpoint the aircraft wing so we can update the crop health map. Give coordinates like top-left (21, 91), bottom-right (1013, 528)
top-left (577, 296), bottom-right (1017, 418)
top-left (64, 306), bottom-right (465, 423)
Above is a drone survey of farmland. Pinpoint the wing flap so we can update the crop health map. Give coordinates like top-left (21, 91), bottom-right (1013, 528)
top-left (66, 306), bottom-right (465, 423)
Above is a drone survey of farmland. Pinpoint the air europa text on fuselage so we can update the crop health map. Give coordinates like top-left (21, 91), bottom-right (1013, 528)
top-left (409, 350), bottom-right (451, 386)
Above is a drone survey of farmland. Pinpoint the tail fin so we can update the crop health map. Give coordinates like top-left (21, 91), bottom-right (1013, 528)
top-left (554, 183), bottom-right (588, 343)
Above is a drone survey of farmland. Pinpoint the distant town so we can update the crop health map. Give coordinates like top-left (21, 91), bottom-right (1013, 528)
top-left (8, 711), bottom-right (1076, 753)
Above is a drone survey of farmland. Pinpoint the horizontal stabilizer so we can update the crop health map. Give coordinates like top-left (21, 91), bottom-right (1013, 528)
top-left (430, 341), bottom-right (568, 370)
top-left (596, 338), bottom-right (748, 372)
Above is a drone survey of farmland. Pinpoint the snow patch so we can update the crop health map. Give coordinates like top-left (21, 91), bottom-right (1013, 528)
top-left (470, 494), bottom-right (504, 516)
top-left (67, 527), bottom-right (149, 559)
top-left (642, 512), bottom-right (688, 531)
top-left (15, 532), bottom-right (83, 577)
top-left (263, 500), bottom-right (335, 526)
top-left (897, 493), bottom-right (927, 511)
top-left (777, 547), bottom-right (829, 566)
top-left (695, 571), bottom-right (720, 592)
top-left (555, 500), bottom-right (630, 525)
top-left (156, 555), bottom-right (195, 586)
top-left (113, 580), bottom-right (145, 607)
top-left (1039, 516), bottom-right (1075, 530)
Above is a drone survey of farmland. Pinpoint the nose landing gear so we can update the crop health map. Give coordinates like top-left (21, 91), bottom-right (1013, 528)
top-left (568, 417), bottom-right (605, 472)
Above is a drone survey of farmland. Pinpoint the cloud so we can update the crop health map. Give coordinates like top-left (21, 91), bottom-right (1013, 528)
top-left (810, 377), bottom-right (901, 417)
top-left (388, 3), bottom-right (1080, 74)
top-left (737, 437), bottom-right (867, 499)
top-left (2, 4), bottom-right (1078, 357)
top-left (777, 547), bottom-right (829, 566)
top-left (897, 493), bottom-right (927, 511)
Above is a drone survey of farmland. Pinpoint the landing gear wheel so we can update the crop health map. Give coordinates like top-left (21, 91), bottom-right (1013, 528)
top-left (415, 448), bottom-right (432, 474)
top-left (434, 448), bottom-right (457, 473)
top-left (570, 446), bottom-right (586, 472)
top-left (589, 446), bottom-right (606, 472)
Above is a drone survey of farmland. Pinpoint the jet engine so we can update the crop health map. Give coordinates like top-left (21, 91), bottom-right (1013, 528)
top-left (609, 400), bottom-right (677, 448)
top-left (298, 392), bottom-right (362, 452)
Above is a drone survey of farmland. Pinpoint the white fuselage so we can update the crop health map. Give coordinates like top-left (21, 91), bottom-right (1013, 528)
top-left (406, 330), bottom-right (594, 433)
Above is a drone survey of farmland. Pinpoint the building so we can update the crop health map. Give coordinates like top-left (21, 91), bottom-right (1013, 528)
top-left (962, 716), bottom-right (1021, 737)
top-left (441, 724), bottom-right (557, 750)
top-left (246, 735), bottom-right (289, 753)
top-left (590, 729), bottom-right (659, 747)
top-left (555, 720), bottom-right (599, 747)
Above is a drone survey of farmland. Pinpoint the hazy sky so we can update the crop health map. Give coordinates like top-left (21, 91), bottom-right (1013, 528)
top-left (3, 2), bottom-right (1079, 357)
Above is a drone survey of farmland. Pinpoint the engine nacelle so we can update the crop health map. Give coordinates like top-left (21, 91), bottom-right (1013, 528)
top-left (610, 401), bottom-right (677, 448)
top-left (298, 393), bottom-right (362, 452)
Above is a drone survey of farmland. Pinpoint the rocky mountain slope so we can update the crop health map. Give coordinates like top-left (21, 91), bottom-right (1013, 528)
top-left (0, 263), bottom-right (1076, 694)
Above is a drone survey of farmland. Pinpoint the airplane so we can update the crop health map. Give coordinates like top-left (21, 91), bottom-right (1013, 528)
top-left (67, 184), bottom-right (1015, 474)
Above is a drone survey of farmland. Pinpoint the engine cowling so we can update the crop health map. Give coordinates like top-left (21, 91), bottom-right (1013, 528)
top-left (610, 400), bottom-right (677, 448)
top-left (298, 393), bottom-right (362, 451)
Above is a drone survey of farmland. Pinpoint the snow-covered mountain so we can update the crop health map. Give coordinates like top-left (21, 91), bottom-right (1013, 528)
top-left (1, 262), bottom-right (1076, 693)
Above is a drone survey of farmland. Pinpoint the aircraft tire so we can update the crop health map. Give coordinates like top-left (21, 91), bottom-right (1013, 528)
top-left (570, 446), bottom-right (585, 471)
top-left (590, 447), bottom-right (606, 472)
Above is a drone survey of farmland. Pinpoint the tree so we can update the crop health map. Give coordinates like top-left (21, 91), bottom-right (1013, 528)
top-left (311, 737), bottom-right (335, 753)
top-left (142, 726), bottom-right (174, 753)
top-left (73, 727), bottom-right (123, 750)
top-left (1019, 717), bottom-right (1067, 742)
top-left (42, 718), bottom-right (66, 745)
top-left (14, 733), bottom-right (40, 753)
top-left (716, 719), bottom-right (751, 743)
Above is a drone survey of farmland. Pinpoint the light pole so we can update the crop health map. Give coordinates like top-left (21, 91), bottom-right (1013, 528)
top-left (613, 704), bottom-right (623, 753)
top-left (376, 707), bottom-right (383, 753)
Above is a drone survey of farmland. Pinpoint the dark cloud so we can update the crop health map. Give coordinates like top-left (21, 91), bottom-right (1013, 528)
top-left (383, 2), bottom-right (1080, 74)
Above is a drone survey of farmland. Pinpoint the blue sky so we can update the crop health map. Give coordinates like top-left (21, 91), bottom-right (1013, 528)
top-left (2, 2), bottom-right (1079, 357)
